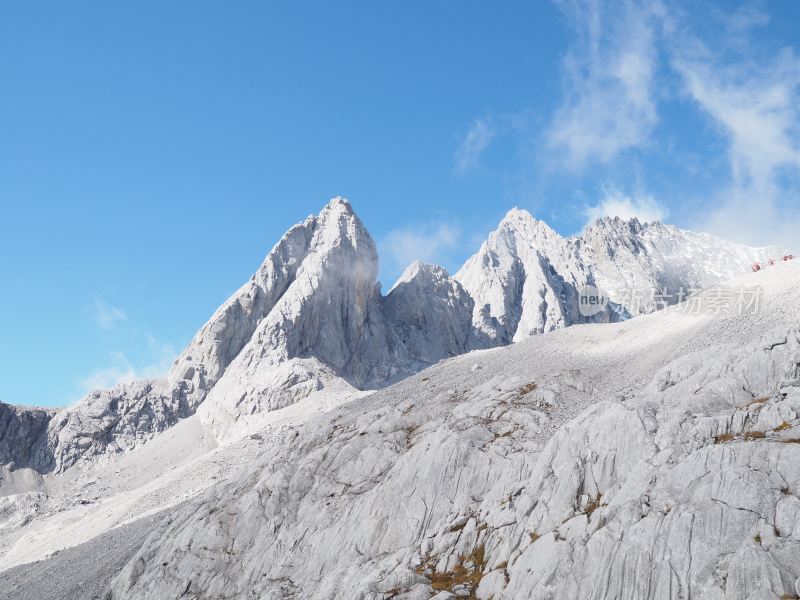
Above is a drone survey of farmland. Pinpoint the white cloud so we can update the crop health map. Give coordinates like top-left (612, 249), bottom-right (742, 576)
top-left (455, 117), bottom-right (495, 174)
top-left (547, 0), bottom-right (663, 167)
top-left (669, 12), bottom-right (800, 250)
top-left (585, 187), bottom-right (668, 224)
top-left (76, 339), bottom-right (177, 400)
top-left (93, 298), bottom-right (127, 330)
top-left (673, 54), bottom-right (800, 196)
top-left (380, 222), bottom-right (460, 282)
top-left (78, 354), bottom-right (139, 394)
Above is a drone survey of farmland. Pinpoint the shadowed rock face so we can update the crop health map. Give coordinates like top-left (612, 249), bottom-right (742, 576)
top-left (383, 261), bottom-right (476, 365)
top-left (0, 404), bottom-right (53, 472)
top-left (1, 200), bottom-right (777, 474)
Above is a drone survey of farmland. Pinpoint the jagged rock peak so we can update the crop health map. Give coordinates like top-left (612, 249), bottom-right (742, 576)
top-left (390, 260), bottom-right (451, 290)
top-left (322, 195), bottom-right (352, 211)
top-left (584, 215), bottom-right (651, 238)
top-left (383, 261), bottom-right (474, 365)
top-left (500, 206), bottom-right (534, 222)
top-left (497, 207), bottom-right (558, 238)
top-left (309, 196), bottom-right (370, 247)
top-left (168, 197), bottom-right (379, 408)
top-left (589, 214), bottom-right (648, 226)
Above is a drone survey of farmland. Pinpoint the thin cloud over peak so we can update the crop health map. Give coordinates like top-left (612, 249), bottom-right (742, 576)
top-left (585, 187), bottom-right (668, 225)
top-left (380, 222), bottom-right (461, 286)
top-left (92, 298), bottom-right (128, 331)
top-left (454, 117), bottom-right (495, 174)
top-left (75, 338), bottom-right (176, 403)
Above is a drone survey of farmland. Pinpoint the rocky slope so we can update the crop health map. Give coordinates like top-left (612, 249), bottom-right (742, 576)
top-left (0, 199), bottom-right (781, 475)
top-left (108, 260), bottom-right (800, 600)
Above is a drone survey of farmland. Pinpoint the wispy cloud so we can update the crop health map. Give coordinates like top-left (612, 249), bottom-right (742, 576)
top-left (669, 6), bottom-right (800, 249)
top-left (77, 338), bottom-right (177, 399)
top-left (454, 117), bottom-right (495, 174)
top-left (547, 0), bottom-right (663, 168)
top-left (78, 352), bottom-right (140, 394)
top-left (92, 297), bottom-right (127, 330)
top-left (380, 222), bottom-right (461, 284)
top-left (540, 1), bottom-right (799, 250)
top-left (79, 298), bottom-right (177, 400)
top-left (585, 186), bottom-right (668, 224)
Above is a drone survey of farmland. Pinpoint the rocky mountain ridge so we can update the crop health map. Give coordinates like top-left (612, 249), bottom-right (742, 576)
top-left (0, 198), bottom-right (781, 473)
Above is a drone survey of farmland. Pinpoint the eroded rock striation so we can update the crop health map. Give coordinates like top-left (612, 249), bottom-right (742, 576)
top-left (109, 322), bottom-right (800, 600)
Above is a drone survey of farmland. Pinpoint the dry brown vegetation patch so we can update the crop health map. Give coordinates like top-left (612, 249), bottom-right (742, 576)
top-left (747, 397), bottom-right (770, 408)
top-left (514, 382), bottom-right (538, 400)
top-left (416, 545), bottom-right (487, 598)
top-left (584, 494), bottom-right (604, 517)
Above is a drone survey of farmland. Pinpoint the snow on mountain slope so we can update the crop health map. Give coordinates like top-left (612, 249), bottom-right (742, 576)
top-left (108, 260), bottom-right (800, 600)
top-left (0, 199), bottom-right (781, 476)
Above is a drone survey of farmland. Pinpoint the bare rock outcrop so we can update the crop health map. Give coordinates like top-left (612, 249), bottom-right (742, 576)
top-left (0, 403), bottom-right (53, 472)
top-left (383, 261), bottom-right (476, 365)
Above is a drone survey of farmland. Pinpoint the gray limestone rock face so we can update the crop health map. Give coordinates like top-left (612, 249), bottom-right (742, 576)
top-left (0, 403), bottom-right (53, 472)
top-left (455, 209), bottom-right (597, 344)
top-left (45, 379), bottom-right (188, 472)
top-left (1, 380), bottom-right (192, 474)
top-left (192, 199), bottom-right (411, 438)
top-left (166, 197), bottom-right (377, 409)
top-left (383, 261), bottom-right (475, 365)
top-left (108, 323), bottom-right (800, 600)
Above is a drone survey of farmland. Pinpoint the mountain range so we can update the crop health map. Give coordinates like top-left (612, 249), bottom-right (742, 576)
top-left (1, 198), bottom-right (798, 600)
top-left (0, 198), bottom-right (778, 473)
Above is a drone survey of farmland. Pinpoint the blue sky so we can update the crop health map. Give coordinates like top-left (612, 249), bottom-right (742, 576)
top-left (2, 1), bottom-right (800, 407)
